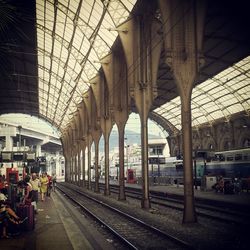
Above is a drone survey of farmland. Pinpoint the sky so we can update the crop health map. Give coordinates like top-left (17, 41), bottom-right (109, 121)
top-left (118, 113), bottom-right (167, 139)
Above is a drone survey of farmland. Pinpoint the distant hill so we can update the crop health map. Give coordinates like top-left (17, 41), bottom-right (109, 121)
top-left (99, 129), bottom-right (162, 152)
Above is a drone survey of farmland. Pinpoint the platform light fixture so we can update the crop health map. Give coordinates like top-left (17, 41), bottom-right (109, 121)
top-left (107, 27), bottom-right (128, 33)
top-left (93, 60), bottom-right (109, 65)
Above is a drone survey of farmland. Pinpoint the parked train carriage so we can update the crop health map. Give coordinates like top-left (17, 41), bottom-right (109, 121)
top-left (205, 161), bottom-right (250, 178)
top-left (205, 148), bottom-right (250, 178)
top-left (128, 157), bottom-right (185, 182)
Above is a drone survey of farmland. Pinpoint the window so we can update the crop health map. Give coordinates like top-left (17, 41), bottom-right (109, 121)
top-left (234, 154), bottom-right (242, 161)
top-left (226, 155), bottom-right (234, 161)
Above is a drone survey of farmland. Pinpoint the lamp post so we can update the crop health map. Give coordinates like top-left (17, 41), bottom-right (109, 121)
top-left (157, 152), bottom-right (160, 179)
top-left (17, 125), bottom-right (22, 151)
top-left (125, 145), bottom-right (130, 178)
top-left (124, 137), bottom-right (129, 178)
top-left (193, 150), bottom-right (197, 190)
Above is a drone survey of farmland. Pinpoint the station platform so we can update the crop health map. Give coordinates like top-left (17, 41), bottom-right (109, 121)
top-left (152, 184), bottom-right (250, 207)
top-left (1, 190), bottom-right (115, 250)
top-left (103, 179), bottom-right (250, 208)
top-left (1, 181), bottom-right (249, 250)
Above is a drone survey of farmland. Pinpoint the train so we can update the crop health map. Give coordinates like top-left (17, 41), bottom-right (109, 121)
top-left (205, 148), bottom-right (250, 178)
top-left (117, 148), bottom-right (250, 184)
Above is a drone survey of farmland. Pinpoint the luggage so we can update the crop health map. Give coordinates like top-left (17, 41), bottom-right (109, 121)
top-left (16, 204), bottom-right (35, 231)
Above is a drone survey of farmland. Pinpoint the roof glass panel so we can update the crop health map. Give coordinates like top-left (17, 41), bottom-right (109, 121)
top-left (73, 27), bottom-right (84, 45)
top-left (154, 56), bottom-right (250, 130)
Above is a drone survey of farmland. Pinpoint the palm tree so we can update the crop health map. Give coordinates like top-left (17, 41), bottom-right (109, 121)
top-left (0, 0), bottom-right (30, 77)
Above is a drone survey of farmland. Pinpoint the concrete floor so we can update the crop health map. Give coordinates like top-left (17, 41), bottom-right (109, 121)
top-left (1, 191), bottom-right (115, 250)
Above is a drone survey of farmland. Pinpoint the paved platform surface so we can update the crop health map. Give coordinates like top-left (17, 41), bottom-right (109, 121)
top-left (149, 183), bottom-right (250, 206)
top-left (1, 193), bottom-right (74, 250)
top-left (1, 191), bottom-right (114, 250)
top-left (103, 179), bottom-right (250, 207)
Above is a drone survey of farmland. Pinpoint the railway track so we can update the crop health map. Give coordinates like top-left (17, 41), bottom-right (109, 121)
top-left (96, 183), bottom-right (250, 226)
top-left (57, 183), bottom-right (195, 250)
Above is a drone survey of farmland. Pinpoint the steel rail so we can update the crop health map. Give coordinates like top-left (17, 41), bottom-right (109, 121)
top-left (57, 183), bottom-right (195, 250)
top-left (97, 183), bottom-right (250, 226)
top-left (57, 184), bottom-right (138, 250)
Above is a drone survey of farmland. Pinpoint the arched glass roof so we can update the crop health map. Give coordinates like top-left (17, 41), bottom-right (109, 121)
top-left (35, 1), bottom-right (250, 134)
top-left (154, 56), bottom-right (250, 130)
top-left (36, 0), bottom-right (136, 130)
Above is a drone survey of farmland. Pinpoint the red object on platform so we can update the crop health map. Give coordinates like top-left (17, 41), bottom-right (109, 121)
top-left (127, 169), bottom-right (136, 183)
top-left (6, 168), bottom-right (19, 184)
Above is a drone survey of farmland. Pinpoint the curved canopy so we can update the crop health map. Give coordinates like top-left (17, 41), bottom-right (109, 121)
top-left (0, 0), bottom-right (249, 135)
top-left (36, 0), bottom-right (136, 130)
top-left (154, 56), bottom-right (250, 130)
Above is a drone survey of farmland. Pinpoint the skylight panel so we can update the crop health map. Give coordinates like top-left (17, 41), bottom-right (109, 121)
top-left (102, 9), bottom-right (116, 28)
top-left (205, 103), bottom-right (220, 113)
top-left (220, 94), bottom-right (235, 103)
top-left (193, 115), bottom-right (207, 126)
top-left (85, 65), bottom-right (97, 79)
top-left (93, 37), bottom-right (111, 59)
top-left (73, 27), bottom-right (84, 45)
top-left (63, 71), bottom-right (71, 82)
top-left (57, 67), bottom-right (65, 80)
top-left (51, 61), bottom-right (59, 73)
top-left (239, 85), bottom-right (250, 96)
top-left (193, 92), bottom-right (207, 102)
top-left (44, 35), bottom-right (52, 52)
top-left (56, 11), bottom-right (66, 29)
top-left (108, 0), bottom-right (131, 26)
top-left (43, 83), bottom-right (49, 92)
top-left (227, 104), bottom-right (243, 114)
top-left (98, 26), bottom-right (116, 48)
top-left (209, 86), bottom-right (225, 96)
top-left (36, 1), bottom-right (44, 14)
top-left (69, 0), bottom-right (78, 13)
top-left (54, 80), bottom-right (61, 90)
top-left (53, 40), bottom-right (62, 56)
top-left (64, 22), bottom-right (74, 42)
top-left (45, 4), bottom-right (54, 27)
top-left (37, 34), bottom-right (44, 47)
top-left (207, 111), bottom-right (218, 120)
top-left (77, 83), bottom-right (87, 95)
top-left (89, 3), bottom-right (103, 28)
top-left (80, 0), bottom-right (94, 22)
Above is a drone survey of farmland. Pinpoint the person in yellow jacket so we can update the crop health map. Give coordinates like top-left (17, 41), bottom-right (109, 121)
top-left (39, 173), bottom-right (48, 201)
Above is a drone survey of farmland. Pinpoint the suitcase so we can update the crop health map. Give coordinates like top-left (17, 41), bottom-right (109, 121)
top-left (16, 204), bottom-right (35, 231)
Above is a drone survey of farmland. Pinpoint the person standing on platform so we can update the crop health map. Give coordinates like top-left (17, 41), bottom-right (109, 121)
top-left (39, 173), bottom-right (48, 202)
top-left (46, 173), bottom-right (52, 197)
top-left (52, 174), bottom-right (57, 192)
top-left (30, 173), bottom-right (40, 212)
top-left (22, 175), bottom-right (33, 205)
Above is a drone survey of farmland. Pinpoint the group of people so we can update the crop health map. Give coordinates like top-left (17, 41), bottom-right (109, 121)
top-left (212, 176), bottom-right (243, 194)
top-left (0, 172), bottom-right (57, 239)
top-left (19, 172), bottom-right (57, 204)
